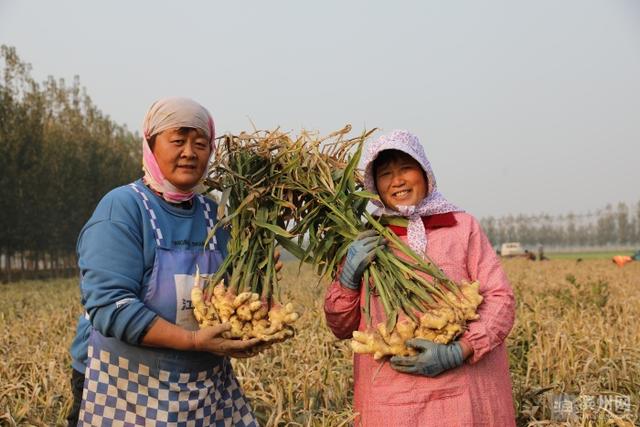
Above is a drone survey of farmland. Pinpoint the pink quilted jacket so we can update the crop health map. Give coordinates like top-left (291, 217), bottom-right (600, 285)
top-left (324, 212), bottom-right (516, 426)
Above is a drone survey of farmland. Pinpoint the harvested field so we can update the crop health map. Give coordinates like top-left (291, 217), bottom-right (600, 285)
top-left (0, 259), bottom-right (638, 426)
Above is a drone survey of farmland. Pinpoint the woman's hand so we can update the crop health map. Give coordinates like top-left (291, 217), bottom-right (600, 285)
top-left (390, 339), bottom-right (464, 377)
top-left (142, 316), bottom-right (262, 357)
top-left (192, 323), bottom-right (262, 357)
top-left (339, 230), bottom-right (387, 290)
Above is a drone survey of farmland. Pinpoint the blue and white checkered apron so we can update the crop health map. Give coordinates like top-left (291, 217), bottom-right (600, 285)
top-left (78, 183), bottom-right (257, 426)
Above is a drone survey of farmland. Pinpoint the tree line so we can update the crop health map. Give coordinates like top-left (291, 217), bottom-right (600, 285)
top-left (0, 46), bottom-right (140, 281)
top-left (1, 46), bottom-right (637, 282)
top-left (480, 201), bottom-right (640, 249)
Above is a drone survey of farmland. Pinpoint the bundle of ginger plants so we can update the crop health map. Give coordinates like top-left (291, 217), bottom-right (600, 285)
top-left (192, 130), bottom-right (313, 346)
top-left (199, 125), bottom-right (483, 358)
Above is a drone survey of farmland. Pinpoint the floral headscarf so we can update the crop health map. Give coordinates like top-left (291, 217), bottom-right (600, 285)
top-left (362, 130), bottom-right (462, 255)
top-left (142, 97), bottom-right (215, 203)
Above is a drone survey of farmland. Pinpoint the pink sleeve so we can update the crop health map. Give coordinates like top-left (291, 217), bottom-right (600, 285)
top-left (324, 263), bottom-right (361, 339)
top-left (460, 217), bottom-right (516, 364)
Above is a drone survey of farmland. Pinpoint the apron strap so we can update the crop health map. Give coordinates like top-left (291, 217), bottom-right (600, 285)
top-left (197, 195), bottom-right (217, 251)
top-left (129, 183), bottom-right (164, 247)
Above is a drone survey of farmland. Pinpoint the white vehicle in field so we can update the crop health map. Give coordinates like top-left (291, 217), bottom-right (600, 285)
top-left (500, 242), bottom-right (526, 257)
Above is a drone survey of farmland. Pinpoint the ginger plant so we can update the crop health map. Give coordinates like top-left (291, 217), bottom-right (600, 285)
top-left (350, 281), bottom-right (483, 358)
top-left (191, 266), bottom-right (299, 345)
top-left (199, 126), bottom-right (485, 358)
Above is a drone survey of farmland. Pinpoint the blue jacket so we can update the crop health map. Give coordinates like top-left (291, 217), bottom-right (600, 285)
top-left (70, 180), bottom-right (229, 373)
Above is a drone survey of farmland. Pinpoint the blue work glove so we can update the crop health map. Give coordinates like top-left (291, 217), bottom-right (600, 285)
top-left (339, 229), bottom-right (386, 290)
top-left (390, 339), bottom-right (463, 377)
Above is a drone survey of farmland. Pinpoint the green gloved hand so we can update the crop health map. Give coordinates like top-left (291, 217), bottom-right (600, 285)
top-left (390, 339), bottom-right (463, 377)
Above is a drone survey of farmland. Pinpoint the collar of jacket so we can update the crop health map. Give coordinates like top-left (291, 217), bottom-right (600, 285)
top-left (386, 212), bottom-right (458, 236)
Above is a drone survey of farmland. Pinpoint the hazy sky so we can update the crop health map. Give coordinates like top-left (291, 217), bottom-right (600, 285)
top-left (2, 0), bottom-right (639, 218)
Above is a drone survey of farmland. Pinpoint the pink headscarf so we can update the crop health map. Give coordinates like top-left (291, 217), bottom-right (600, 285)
top-left (362, 130), bottom-right (462, 255)
top-left (142, 97), bottom-right (215, 203)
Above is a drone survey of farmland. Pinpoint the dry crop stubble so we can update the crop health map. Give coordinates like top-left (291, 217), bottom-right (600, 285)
top-left (230, 262), bottom-right (356, 426)
top-left (0, 259), bottom-right (638, 426)
top-left (0, 278), bottom-right (80, 426)
top-left (505, 259), bottom-right (639, 426)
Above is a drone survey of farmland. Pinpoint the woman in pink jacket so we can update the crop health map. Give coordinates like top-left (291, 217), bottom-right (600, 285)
top-left (324, 130), bottom-right (516, 426)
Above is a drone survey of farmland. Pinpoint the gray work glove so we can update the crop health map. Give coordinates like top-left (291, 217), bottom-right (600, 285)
top-left (390, 339), bottom-right (463, 377)
top-left (339, 230), bottom-right (386, 290)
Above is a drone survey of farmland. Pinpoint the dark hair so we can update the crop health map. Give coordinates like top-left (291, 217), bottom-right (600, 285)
top-left (147, 127), bottom-right (202, 151)
top-left (372, 149), bottom-right (429, 187)
top-left (372, 149), bottom-right (412, 177)
top-left (148, 134), bottom-right (157, 150)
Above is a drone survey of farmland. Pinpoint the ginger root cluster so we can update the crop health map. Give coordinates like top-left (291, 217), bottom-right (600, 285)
top-left (351, 281), bottom-right (483, 360)
top-left (191, 273), bottom-right (299, 343)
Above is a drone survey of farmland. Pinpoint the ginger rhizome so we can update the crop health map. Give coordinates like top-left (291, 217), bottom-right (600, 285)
top-left (191, 267), bottom-right (299, 345)
top-left (351, 281), bottom-right (483, 359)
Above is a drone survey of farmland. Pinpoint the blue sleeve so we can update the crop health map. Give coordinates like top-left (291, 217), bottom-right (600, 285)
top-left (77, 195), bottom-right (157, 345)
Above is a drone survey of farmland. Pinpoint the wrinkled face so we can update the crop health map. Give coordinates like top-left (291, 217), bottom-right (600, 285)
top-left (151, 127), bottom-right (211, 191)
top-left (375, 152), bottom-right (428, 210)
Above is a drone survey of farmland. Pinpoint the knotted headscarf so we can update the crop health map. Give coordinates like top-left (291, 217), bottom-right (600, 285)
top-left (362, 130), bottom-right (462, 255)
top-left (142, 97), bottom-right (215, 203)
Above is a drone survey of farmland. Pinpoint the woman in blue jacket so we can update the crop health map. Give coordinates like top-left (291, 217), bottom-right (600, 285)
top-left (68, 97), bottom-right (260, 426)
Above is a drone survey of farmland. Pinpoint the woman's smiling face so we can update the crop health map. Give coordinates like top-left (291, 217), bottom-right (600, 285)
top-left (151, 127), bottom-right (211, 191)
top-left (374, 150), bottom-right (428, 210)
